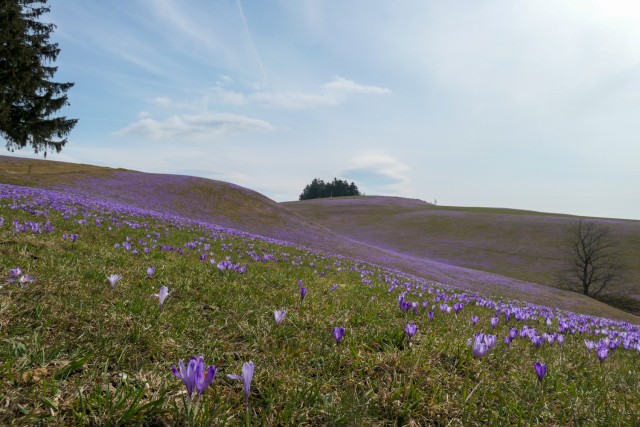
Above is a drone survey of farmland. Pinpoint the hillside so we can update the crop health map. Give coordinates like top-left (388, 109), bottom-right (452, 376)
top-left (3, 182), bottom-right (640, 424)
top-left (284, 196), bottom-right (640, 314)
top-left (0, 155), bottom-right (335, 247)
top-left (0, 155), bottom-right (637, 323)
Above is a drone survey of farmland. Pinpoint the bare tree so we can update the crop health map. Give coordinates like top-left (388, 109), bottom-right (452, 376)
top-left (566, 219), bottom-right (623, 298)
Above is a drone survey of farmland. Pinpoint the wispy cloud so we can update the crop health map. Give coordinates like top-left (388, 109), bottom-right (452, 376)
top-left (236, 0), bottom-right (267, 84)
top-left (322, 77), bottom-right (392, 95)
top-left (210, 88), bottom-right (248, 106)
top-left (144, 0), bottom-right (222, 57)
top-left (249, 90), bottom-right (341, 109)
top-left (114, 112), bottom-right (275, 140)
top-left (341, 152), bottom-right (411, 194)
top-left (211, 76), bottom-right (391, 109)
top-left (152, 96), bottom-right (173, 107)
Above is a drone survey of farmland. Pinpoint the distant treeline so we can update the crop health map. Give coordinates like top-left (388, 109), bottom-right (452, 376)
top-left (299, 178), bottom-right (361, 200)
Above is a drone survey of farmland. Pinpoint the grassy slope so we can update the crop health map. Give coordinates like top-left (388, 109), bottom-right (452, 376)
top-left (0, 156), bottom-right (360, 256)
top-left (284, 196), bottom-right (640, 313)
top-left (3, 185), bottom-right (639, 425)
top-left (1, 155), bottom-right (637, 323)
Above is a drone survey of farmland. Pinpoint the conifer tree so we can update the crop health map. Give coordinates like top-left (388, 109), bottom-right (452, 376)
top-left (299, 178), bottom-right (360, 200)
top-left (0, 0), bottom-right (77, 156)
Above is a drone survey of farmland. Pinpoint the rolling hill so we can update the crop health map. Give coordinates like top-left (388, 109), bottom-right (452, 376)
top-left (1, 155), bottom-right (638, 322)
top-left (284, 196), bottom-right (640, 315)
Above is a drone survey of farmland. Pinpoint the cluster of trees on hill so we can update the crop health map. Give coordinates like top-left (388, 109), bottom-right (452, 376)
top-left (299, 178), bottom-right (361, 200)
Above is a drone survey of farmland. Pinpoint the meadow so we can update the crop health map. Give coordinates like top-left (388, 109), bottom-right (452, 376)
top-left (1, 180), bottom-right (640, 425)
top-left (284, 196), bottom-right (640, 316)
top-left (2, 155), bottom-right (633, 323)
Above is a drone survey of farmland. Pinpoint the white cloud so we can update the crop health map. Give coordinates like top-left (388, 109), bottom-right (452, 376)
top-left (216, 75), bottom-right (233, 86)
top-left (114, 112), bottom-right (275, 140)
top-left (211, 87), bottom-right (248, 106)
top-left (211, 76), bottom-right (391, 109)
top-left (341, 152), bottom-right (411, 194)
top-left (153, 96), bottom-right (173, 107)
top-left (322, 77), bottom-right (391, 95)
top-left (249, 90), bottom-right (341, 109)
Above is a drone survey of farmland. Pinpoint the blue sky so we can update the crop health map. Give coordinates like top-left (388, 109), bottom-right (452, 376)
top-left (3, 0), bottom-right (640, 219)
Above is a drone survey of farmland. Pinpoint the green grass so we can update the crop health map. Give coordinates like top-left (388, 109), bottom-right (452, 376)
top-left (284, 196), bottom-right (640, 316)
top-left (3, 155), bottom-right (637, 322)
top-left (1, 189), bottom-right (639, 425)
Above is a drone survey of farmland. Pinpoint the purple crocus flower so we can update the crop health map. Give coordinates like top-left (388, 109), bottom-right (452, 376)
top-left (534, 361), bottom-right (547, 382)
top-left (473, 342), bottom-right (488, 358)
top-left (531, 335), bottom-right (544, 349)
top-left (6, 267), bottom-right (22, 283)
top-left (469, 333), bottom-right (496, 358)
top-left (399, 299), bottom-right (412, 312)
top-left (584, 340), bottom-right (597, 351)
top-left (333, 327), bottom-right (345, 344)
top-left (427, 311), bottom-right (434, 320)
top-left (146, 266), bottom-right (155, 278)
top-left (405, 322), bottom-right (417, 340)
top-left (217, 260), bottom-right (230, 272)
top-left (18, 274), bottom-right (34, 287)
top-left (172, 355), bottom-right (217, 398)
top-left (485, 334), bottom-right (497, 349)
top-left (597, 347), bottom-right (609, 363)
top-left (228, 360), bottom-right (254, 409)
top-left (106, 274), bottom-right (122, 289)
top-left (154, 286), bottom-right (170, 310)
top-left (508, 328), bottom-right (518, 340)
top-left (471, 315), bottom-right (479, 325)
top-left (490, 316), bottom-right (499, 329)
top-left (300, 287), bottom-right (307, 303)
top-left (274, 309), bottom-right (286, 325)
top-left (9, 267), bottom-right (22, 280)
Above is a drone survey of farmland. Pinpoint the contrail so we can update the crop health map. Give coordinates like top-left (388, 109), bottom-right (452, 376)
top-left (236, 0), bottom-right (267, 85)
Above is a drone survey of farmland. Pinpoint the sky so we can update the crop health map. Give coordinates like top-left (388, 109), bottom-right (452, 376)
top-left (2, 0), bottom-right (640, 220)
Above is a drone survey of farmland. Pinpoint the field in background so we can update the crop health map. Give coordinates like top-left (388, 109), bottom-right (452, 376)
top-left (1, 155), bottom-right (638, 323)
top-left (284, 196), bottom-right (640, 315)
